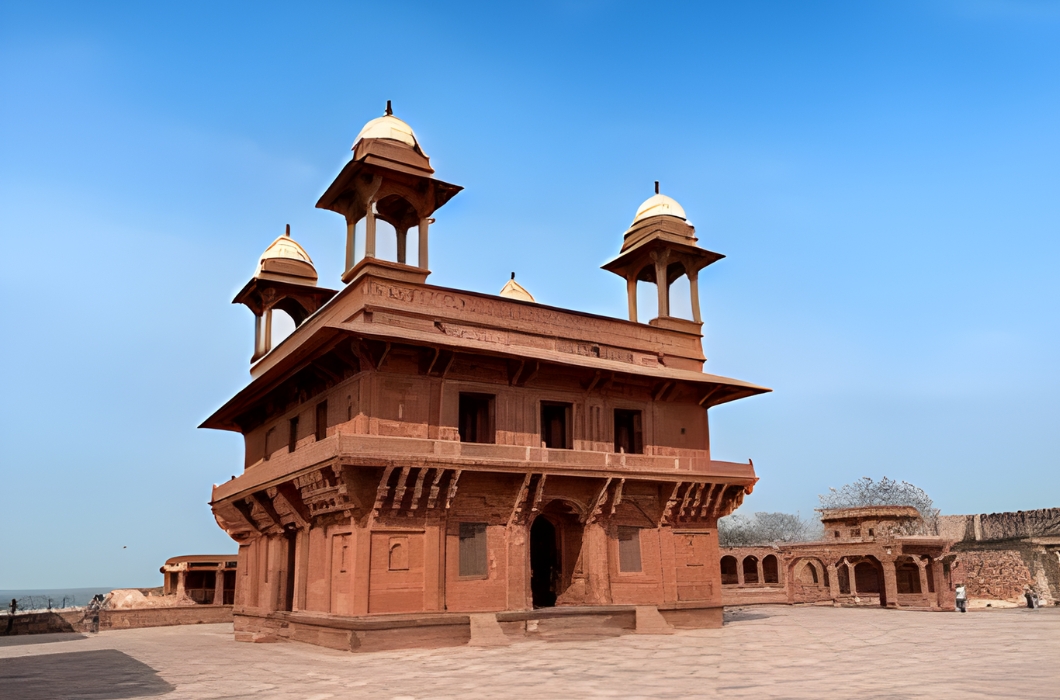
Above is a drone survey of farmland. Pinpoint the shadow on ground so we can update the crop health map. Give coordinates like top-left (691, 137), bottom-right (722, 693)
top-left (724, 608), bottom-right (773, 623)
top-left (0, 632), bottom-right (86, 648)
top-left (0, 649), bottom-right (173, 699)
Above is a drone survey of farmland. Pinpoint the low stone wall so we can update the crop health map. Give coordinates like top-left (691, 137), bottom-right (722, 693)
top-left (1, 609), bottom-right (95, 636)
top-left (99, 605), bottom-right (233, 630)
top-left (234, 604), bottom-right (721, 652)
top-left (721, 586), bottom-right (788, 606)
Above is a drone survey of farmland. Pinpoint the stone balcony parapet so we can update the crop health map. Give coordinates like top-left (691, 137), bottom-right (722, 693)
top-left (212, 432), bottom-right (756, 503)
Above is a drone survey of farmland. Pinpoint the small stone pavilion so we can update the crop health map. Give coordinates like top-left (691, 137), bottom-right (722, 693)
top-left (161, 555), bottom-right (239, 605)
top-left (721, 506), bottom-right (955, 610)
top-left (200, 105), bottom-right (769, 651)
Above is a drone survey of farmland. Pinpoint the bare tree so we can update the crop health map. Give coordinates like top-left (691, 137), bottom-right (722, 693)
top-left (818, 476), bottom-right (939, 535)
top-left (718, 512), bottom-right (820, 546)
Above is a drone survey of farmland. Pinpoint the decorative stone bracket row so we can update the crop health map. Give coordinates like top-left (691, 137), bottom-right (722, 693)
top-left (213, 464), bottom-right (752, 542)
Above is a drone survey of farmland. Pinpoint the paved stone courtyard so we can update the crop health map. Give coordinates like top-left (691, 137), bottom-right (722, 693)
top-left (1, 605), bottom-right (1056, 699)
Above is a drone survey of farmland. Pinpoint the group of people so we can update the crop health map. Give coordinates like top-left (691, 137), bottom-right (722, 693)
top-left (954, 584), bottom-right (1044, 612)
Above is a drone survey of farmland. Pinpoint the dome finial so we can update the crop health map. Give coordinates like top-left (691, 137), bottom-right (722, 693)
top-left (655, 180), bottom-right (660, 195)
top-left (511, 272), bottom-right (515, 280)
top-left (285, 223), bottom-right (290, 237)
top-left (385, 99), bottom-right (393, 116)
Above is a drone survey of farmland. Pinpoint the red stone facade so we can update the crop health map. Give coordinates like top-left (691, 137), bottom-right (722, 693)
top-left (200, 109), bottom-right (769, 649)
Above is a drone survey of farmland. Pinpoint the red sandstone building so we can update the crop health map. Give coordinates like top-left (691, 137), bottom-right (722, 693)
top-left (720, 507), bottom-right (955, 610)
top-left (201, 106), bottom-right (769, 650)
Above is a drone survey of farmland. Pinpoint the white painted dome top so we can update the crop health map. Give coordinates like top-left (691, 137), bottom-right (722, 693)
top-left (632, 193), bottom-right (687, 224)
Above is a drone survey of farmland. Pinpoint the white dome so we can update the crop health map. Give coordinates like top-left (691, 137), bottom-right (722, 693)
top-left (632, 194), bottom-right (686, 224)
top-left (353, 115), bottom-right (421, 151)
top-left (499, 277), bottom-right (535, 303)
top-left (259, 232), bottom-right (313, 268)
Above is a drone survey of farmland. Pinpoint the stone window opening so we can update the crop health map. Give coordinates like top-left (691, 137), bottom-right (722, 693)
top-left (851, 528), bottom-right (861, 538)
top-left (742, 556), bottom-right (759, 584)
top-left (288, 416), bottom-right (299, 453)
top-left (617, 526), bottom-right (643, 573)
top-left (459, 522), bottom-right (488, 577)
top-left (613, 409), bottom-right (643, 454)
top-left (459, 393), bottom-right (495, 444)
top-left (834, 530), bottom-right (840, 538)
top-left (388, 538), bottom-right (409, 571)
top-left (315, 401), bottom-right (328, 441)
top-left (541, 401), bottom-right (572, 449)
top-left (720, 556), bottom-right (738, 585)
top-left (763, 554), bottom-right (779, 584)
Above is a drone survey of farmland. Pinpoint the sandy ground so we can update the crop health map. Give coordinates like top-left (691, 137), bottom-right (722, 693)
top-left (0, 605), bottom-right (1056, 699)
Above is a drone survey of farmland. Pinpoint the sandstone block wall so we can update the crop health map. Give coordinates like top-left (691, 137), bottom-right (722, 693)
top-left (939, 508), bottom-right (1060, 543)
top-left (951, 551), bottom-right (1033, 602)
top-left (940, 507), bottom-right (1060, 605)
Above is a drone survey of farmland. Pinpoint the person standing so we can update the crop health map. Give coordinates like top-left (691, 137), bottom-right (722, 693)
top-left (955, 584), bottom-right (967, 613)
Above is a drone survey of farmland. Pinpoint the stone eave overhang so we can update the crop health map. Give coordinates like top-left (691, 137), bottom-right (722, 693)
top-left (818, 506), bottom-right (922, 522)
top-left (200, 273), bottom-right (770, 432)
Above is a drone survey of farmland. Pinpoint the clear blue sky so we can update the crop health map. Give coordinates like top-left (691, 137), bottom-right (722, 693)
top-left (2, 1), bottom-right (1058, 589)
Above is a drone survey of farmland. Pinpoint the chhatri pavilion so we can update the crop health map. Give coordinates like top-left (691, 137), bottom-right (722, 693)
top-left (200, 104), bottom-right (769, 651)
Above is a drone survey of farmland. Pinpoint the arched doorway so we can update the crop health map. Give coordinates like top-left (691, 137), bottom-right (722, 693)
top-left (720, 556), bottom-right (738, 585)
top-left (742, 555), bottom-right (759, 584)
top-left (530, 516), bottom-right (558, 608)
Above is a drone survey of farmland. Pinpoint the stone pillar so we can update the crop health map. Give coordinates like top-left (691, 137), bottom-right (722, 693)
top-left (364, 205), bottom-right (377, 259)
top-left (653, 254), bottom-right (669, 318)
top-left (626, 277), bottom-right (638, 323)
top-left (263, 309), bottom-right (273, 355)
top-left (757, 560), bottom-right (765, 587)
top-left (737, 559), bottom-right (745, 585)
top-left (916, 558), bottom-right (930, 602)
top-left (881, 559), bottom-right (899, 608)
top-left (688, 270), bottom-right (702, 324)
top-left (252, 313), bottom-right (266, 360)
top-left (345, 217), bottom-right (357, 272)
top-left (847, 561), bottom-right (857, 597)
top-left (396, 226), bottom-right (408, 264)
top-left (827, 562), bottom-right (840, 600)
top-left (933, 558), bottom-right (953, 611)
top-left (352, 525), bottom-right (371, 616)
top-left (176, 568), bottom-right (186, 599)
top-left (213, 566), bottom-right (225, 605)
top-left (418, 218), bottom-right (430, 270)
top-left (294, 528), bottom-right (310, 612)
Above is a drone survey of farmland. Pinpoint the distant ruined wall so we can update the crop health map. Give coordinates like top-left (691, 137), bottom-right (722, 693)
top-left (951, 551), bottom-right (1033, 602)
top-left (939, 508), bottom-right (1060, 543)
top-left (941, 508), bottom-right (1060, 604)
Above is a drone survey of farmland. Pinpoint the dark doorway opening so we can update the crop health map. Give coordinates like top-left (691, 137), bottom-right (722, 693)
top-left (613, 409), bottom-right (643, 454)
top-left (541, 402), bottom-right (571, 449)
top-left (283, 529), bottom-right (297, 612)
top-left (530, 517), bottom-right (558, 607)
top-left (184, 571), bottom-right (216, 604)
top-left (222, 570), bottom-right (237, 605)
top-left (459, 393), bottom-right (494, 444)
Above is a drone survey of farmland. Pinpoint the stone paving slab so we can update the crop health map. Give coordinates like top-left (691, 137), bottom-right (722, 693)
top-left (0, 606), bottom-right (1056, 699)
